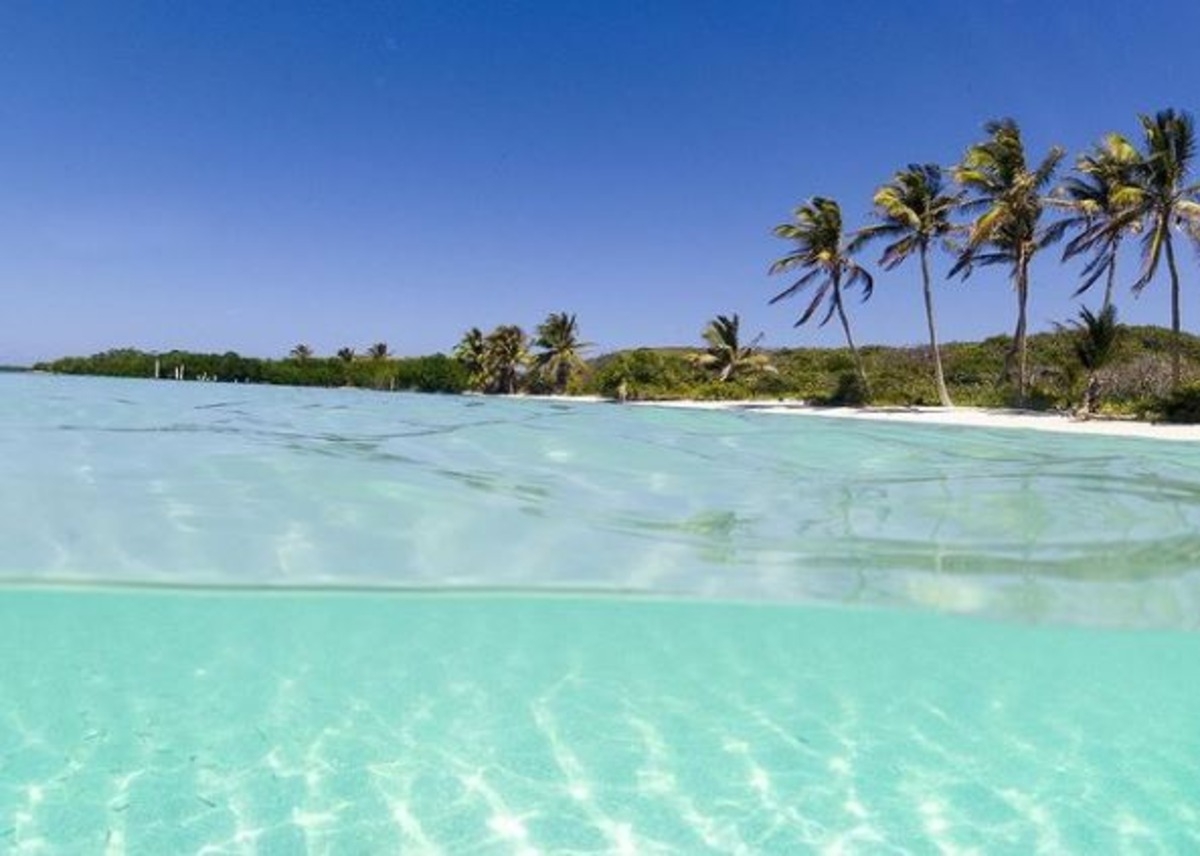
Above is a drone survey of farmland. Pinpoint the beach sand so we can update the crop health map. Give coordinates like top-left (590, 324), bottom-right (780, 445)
top-left (623, 399), bottom-right (1200, 442)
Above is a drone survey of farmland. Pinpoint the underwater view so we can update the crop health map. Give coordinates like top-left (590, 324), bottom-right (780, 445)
top-left (3, 373), bottom-right (1200, 853)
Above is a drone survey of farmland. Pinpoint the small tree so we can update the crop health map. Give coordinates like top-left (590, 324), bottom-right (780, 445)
top-left (454, 328), bottom-right (487, 391)
top-left (689, 314), bottom-right (775, 382)
top-left (482, 325), bottom-right (528, 394)
top-left (532, 312), bottom-right (590, 394)
top-left (1058, 304), bottom-right (1121, 415)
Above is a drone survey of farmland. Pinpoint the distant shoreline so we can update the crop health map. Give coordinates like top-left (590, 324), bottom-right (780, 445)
top-left (14, 371), bottom-right (1200, 441)
top-left (640, 400), bottom-right (1200, 442)
top-left (513, 393), bottom-right (1200, 442)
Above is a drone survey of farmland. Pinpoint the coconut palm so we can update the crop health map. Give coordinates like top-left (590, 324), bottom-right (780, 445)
top-left (289, 343), bottom-right (314, 362)
top-left (851, 164), bottom-right (961, 406)
top-left (336, 347), bottom-right (356, 363)
top-left (482, 325), bottom-right (528, 394)
top-left (532, 312), bottom-right (590, 394)
top-left (366, 342), bottom-right (390, 360)
top-left (689, 314), bottom-right (775, 382)
top-left (951, 118), bottom-right (1065, 404)
top-left (1106, 110), bottom-right (1200, 387)
top-left (1051, 134), bottom-right (1142, 312)
top-left (1057, 304), bottom-right (1121, 414)
top-left (454, 327), bottom-right (487, 391)
top-left (770, 197), bottom-right (874, 395)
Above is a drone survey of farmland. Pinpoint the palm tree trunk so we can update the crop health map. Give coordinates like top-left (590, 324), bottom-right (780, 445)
top-left (1012, 254), bottom-right (1030, 406)
top-left (833, 281), bottom-right (869, 400)
top-left (920, 244), bottom-right (952, 407)
top-left (1165, 229), bottom-right (1182, 388)
top-left (1102, 254), bottom-right (1116, 314)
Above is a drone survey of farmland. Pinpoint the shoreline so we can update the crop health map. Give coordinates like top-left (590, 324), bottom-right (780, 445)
top-left (527, 395), bottom-right (1200, 442)
top-left (21, 375), bottom-right (1200, 442)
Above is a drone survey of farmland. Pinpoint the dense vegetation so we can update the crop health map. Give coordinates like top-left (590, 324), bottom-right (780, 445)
top-left (36, 348), bottom-right (468, 393)
top-left (589, 325), bottom-right (1200, 418)
top-left (33, 322), bottom-right (1200, 422)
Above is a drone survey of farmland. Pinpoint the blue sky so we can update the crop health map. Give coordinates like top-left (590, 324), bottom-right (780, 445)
top-left (2, 1), bottom-right (1199, 364)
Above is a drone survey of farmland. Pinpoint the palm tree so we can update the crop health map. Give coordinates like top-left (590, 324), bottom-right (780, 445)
top-left (951, 118), bottom-right (1065, 404)
top-left (482, 325), bottom-right (527, 394)
top-left (454, 327), bottom-right (487, 391)
top-left (1051, 134), bottom-right (1142, 312)
top-left (770, 197), bottom-right (874, 396)
top-left (1057, 304), bottom-right (1121, 414)
top-left (366, 342), bottom-right (390, 360)
top-left (689, 314), bottom-right (775, 382)
top-left (1106, 110), bottom-right (1200, 387)
top-left (852, 164), bottom-right (960, 406)
top-left (336, 347), bottom-right (356, 363)
top-left (289, 343), bottom-right (314, 362)
top-left (532, 312), bottom-right (590, 394)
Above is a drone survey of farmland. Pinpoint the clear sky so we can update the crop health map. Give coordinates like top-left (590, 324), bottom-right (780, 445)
top-left (2, 1), bottom-right (1199, 365)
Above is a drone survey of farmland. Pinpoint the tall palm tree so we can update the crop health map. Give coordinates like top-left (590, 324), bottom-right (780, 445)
top-left (951, 118), bottom-right (1065, 404)
top-left (366, 342), bottom-right (390, 360)
top-left (336, 347), bottom-right (356, 363)
top-left (1051, 134), bottom-right (1142, 312)
top-left (454, 327), bottom-right (487, 391)
top-left (532, 312), bottom-right (590, 394)
top-left (689, 313), bottom-right (775, 382)
top-left (852, 164), bottom-right (961, 407)
top-left (1106, 109), bottom-right (1200, 387)
top-left (289, 343), bottom-right (314, 362)
top-left (482, 325), bottom-right (527, 394)
top-left (770, 197), bottom-right (874, 395)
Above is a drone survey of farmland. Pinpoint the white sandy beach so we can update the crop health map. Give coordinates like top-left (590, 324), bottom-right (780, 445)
top-left (621, 399), bottom-right (1200, 442)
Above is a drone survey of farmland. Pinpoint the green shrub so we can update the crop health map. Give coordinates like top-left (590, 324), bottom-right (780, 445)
top-left (1153, 384), bottom-right (1200, 423)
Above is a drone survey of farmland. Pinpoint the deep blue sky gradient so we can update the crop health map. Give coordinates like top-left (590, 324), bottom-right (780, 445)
top-left (2, 1), bottom-right (1199, 363)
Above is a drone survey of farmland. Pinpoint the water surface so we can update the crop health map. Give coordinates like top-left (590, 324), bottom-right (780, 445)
top-left (2, 374), bottom-right (1199, 852)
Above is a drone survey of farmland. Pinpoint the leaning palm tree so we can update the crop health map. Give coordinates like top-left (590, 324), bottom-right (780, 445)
top-left (951, 118), bottom-right (1065, 404)
top-left (770, 197), bottom-right (874, 395)
top-left (851, 164), bottom-right (961, 406)
top-left (689, 314), bottom-right (775, 382)
top-left (532, 312), bottom-right (590, 394)
top-left (1051, 134), bottom-right (1142, 312)
top-left (289, 343), bottom-right (314, 362)
top-left (482, 325), bottom-right (528, 394)
top-left (1106, 110), bottom-right (1200, 387)
top-left (336, 347), bottom-right (356, 363)
top-left (453, 327), bottom-right (487, 391)
top-left (366, 342), bottom-right (390, 360)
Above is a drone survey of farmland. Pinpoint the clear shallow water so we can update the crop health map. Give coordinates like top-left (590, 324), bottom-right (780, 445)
top-left (6, 374), bottom-right (1200, 626)
top-left (4, 589), bottom-right (1198, 854)
top-left (2, 374), bottom-right (1200, 852)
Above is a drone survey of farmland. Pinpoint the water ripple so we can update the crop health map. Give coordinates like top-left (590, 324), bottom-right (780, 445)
top-left (4, 374), bottom-right (1200, 628)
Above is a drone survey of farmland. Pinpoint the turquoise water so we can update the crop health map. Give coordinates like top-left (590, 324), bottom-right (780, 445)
top-left (3, 374), bottom-right (1200, 852)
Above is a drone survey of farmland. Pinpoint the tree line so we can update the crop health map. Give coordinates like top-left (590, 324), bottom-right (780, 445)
top-left (37, 347), bottom-right (468, 393)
